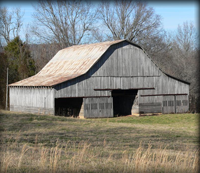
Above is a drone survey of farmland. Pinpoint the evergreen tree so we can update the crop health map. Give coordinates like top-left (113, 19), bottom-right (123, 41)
top-left (4, 36), bottom-right (36, 84)
top-left (0, 51), bottom-right (8, 109)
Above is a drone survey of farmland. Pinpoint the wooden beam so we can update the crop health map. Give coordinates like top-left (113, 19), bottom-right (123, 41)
top-left (94, 88), bottom-right (155, 91)
top-left (55, 96), bottom-right (111, 99)
top-left (141, 93), bottom-right (188, 97)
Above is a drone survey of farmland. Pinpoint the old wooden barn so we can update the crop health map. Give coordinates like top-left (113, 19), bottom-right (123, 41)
top-left (9, 40), bottom-right (190, 118)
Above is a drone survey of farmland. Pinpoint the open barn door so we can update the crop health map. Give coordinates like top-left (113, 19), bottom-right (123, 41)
top-left (55, 98), bottom-right (83, 117)
top-left (112, 89), bottom-right (138, 116)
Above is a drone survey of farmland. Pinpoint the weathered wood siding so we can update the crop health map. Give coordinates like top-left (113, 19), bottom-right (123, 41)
top-left (54, 41), bottom-right (189, 114)
top-left (139, 73), bottom-right (189, 96)
top-left (91, 44), bottom-right (160, 77)
top-left (175, 95), bottom-right (189, 113)
top-left (54, 43), bottom-right (160, 98)
top-left (139, 102), bottom-right (162, 114)
top-left (162, 95), bottom-right (188, 114)
top-left (84, 97), bottom-right (113, 118)
top-left (139, 73), bottom-right (189, 113)
top-left (55, 76), bottom-right (157, 98)
top-left (9, 87), bottom-right (54, 114)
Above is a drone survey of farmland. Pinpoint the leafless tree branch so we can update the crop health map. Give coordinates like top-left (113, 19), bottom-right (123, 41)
top-left (31, 0), bottom-right (97, 48)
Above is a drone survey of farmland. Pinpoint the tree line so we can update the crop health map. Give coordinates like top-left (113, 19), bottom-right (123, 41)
top-left (0, 0), bottom-right (199, 112)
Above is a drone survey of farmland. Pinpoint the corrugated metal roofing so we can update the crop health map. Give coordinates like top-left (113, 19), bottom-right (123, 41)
top-left (9, 39), bottom-right (127, 87)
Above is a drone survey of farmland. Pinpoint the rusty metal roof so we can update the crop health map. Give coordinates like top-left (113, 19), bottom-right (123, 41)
top-left (9, 39), bottom-right (127, 87)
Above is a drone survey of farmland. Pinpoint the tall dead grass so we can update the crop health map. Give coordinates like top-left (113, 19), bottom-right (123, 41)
top-left (0, 139), bottom-right (198, 173)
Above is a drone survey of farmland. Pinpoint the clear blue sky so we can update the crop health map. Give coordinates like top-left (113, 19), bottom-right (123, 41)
top-left (1, 1), bottom-right (199, 40)
top-left (148, 1), bottom-right (198, 31)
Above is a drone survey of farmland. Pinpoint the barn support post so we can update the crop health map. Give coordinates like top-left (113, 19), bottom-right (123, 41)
top-left (174, 95), bottom-right (176, 113)
top-left (53, 89), bottom-right (56, 115)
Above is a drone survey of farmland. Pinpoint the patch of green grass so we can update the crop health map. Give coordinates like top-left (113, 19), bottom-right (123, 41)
top-left (100, 113), bottom-right (198, 125)
top-left (0, 110), bottom-right (198, 151)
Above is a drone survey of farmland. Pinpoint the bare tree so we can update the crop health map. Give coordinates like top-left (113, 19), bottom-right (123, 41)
top-left (161, 21), bottom-right (199, 112)
top-left (95, 0), bottom-right (167, 55)
top-left (31, 0), bottom-right (97, 48)
top-left (170, 22), bottom-right (198, 77)
top-left (171, 21), bottom-right (198, 71)
top-left (29, 43), bottom-right (60, 72)
top-left (175, 21), bottom-right (198, 52)
top-left (0, 7), bottom-right (23, 45)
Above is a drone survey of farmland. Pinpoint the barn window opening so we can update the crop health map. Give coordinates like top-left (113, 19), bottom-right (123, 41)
top-left (105, 103), bottom-right (112, 109)
top-left (168, 100), bottom-right (174, 106)
top-left (112, 89), bottom-right (137, 116)
top-left (182, 100), bottom-right (188, 106)
top-left (91, 103), bottom-right (97, 109)
top-left (85, 104), bottom-right (90, 110)
top-left (99, 103), bottom-right (104, 109)
top-left (55, 98), bottom-right (83, 117)
top-left (176, 100), bottom-right (181, 106)
top-left (163, 101), bottom-right (167, 107)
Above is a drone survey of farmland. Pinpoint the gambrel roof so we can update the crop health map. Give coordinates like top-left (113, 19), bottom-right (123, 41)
top-left (9, 40), bottom-right (132, 86)
top-left (9, 39), bottom-right (189, 87)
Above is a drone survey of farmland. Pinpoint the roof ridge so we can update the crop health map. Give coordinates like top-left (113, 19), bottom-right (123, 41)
top-left (61, 39), bottom-right (125, 50)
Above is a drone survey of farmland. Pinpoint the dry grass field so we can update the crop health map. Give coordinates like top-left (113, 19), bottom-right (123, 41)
top-left (0, 110), bottom-right (199, 173)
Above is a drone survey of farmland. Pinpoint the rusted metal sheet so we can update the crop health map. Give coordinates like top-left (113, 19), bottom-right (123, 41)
top-left (9, 40), bottom-right (125, 87)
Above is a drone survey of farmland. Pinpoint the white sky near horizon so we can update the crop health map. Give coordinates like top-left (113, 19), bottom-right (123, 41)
top-left (0, 1), bottom-right (199, 43)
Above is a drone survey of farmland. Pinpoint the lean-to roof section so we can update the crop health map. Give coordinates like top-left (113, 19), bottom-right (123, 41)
top-left (9, 40), bottom-right (127, 87)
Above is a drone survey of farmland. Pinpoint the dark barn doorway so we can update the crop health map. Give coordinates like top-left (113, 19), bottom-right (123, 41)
top-left (55, 98), bottom-right (83, 117)
top-left (112, 90), bottom-right (138, 116)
